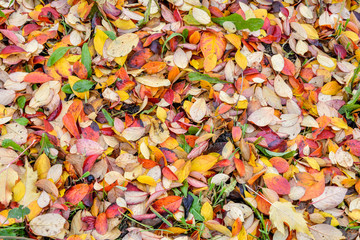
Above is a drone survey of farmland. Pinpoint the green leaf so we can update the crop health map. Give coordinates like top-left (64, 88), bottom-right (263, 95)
top-left (0, 9), bottom-right (6, 18)
top-left (102, 109), bottom-right (114, 126)
top-left (188, 192), bottom-right (204, 221)
top-left (61, 83), bottom-right (73, 94)
top-left (212, 14), bottom-right (264, 32)
top-left (81, 43), bottom-right (92, 78)
top-left (40, 133), bottom-right (56, 159)
top-left (16, 96), bottom-right (26, 109)
top-left (2, 139), bottom-right (24, 153)
top-left (104, 31), bottom-right (116, 40)
top-left (187, 126), bottom-right (199, 135)
top-left (15, 117), bottom-right (29, 126)
top-left (47, 46), bottom-right (73, 67)
top-left (180, 180), bottom-right (189, 197)
top-left (188, 72), bottom-right (230, 84)
top-left (8, 205), bottom-right (30, 220)
top-left (256, 145), bottom-right (297, 159)
top-left (73, 80), bottom-right (94, 93)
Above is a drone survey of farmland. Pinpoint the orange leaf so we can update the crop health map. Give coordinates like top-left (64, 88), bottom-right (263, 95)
top-left (200, 31), bottom-right (226, 60)
top-left (234, 158), bottom-right (245, 177)
top-left (256, 193), bottom-right (271, 215)
top-left (281, 58), bottom-right (295, 76)
top-left (152, 196), bottom-right (182, 214)
top-left (232, 126), bottom-right (242, 142)
top-left (64, 184), bottom-right (90, 205)
top-left (269, 157), bottom-right (289, 173)
top-left (263, 173), bottom-right (290, 195)
top-left (73, 61), bottom-right (88, 79)
top-left (95, 213), bottom-right (108, 235)
top-left (232, 218), bottom-right (242, 237)
top-left (142, 61), bottom-right (167, 74)
top-left (23, 72), bottom-right (53, 83)
top-left (67, 99), bottom-right (83, 121)
top-left (162, 166), bottom-right (178, 181)
top-left (296, 171), bottom-right (325, 201)
top-left (168, 66), bottom-right (180, 82)
top-left (63, 112), bottom-right (80, 139)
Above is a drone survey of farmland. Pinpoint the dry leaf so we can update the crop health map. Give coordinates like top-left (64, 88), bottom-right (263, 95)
top-left (269, 201), bottom-right (310, 236)
top-left (30, 213), bottom-right (66, 237)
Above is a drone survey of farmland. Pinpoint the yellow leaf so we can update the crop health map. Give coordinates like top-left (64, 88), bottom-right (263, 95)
top-left (0, 167), bottom-right (18, 206)
top-left (355, 49), bottom-right (360, 61)
top-left (331, 117), bottom-right (348, 130)
top-left (166, 227), bottom-right (188, 234)
top-left (301, 24), bottom-right (319, 39)
top-left (205, 220), bottom-right (232, 237)
top-left (26, 200), bottom-right (43, 221)
top-left (201, 202), bottom-right (213, 221)
top-left (319, 212), bottom-right (339, 226)
top-left (54, 57), bottom-right (72, 78)
top-left (114, 55), bottom-right (127, 65)
top-left (112, 19), bottom-right (137, 30)
top-left (225, 34), bottom-right (241, 49)
top-left (94, 29), bottom-right (108, 56)
top-left (204, 53), bottom-right (217, 72)
top-left (137, 175), bottom-right (157, 186)
top-left (321, 81), bottom-right (341, 95)
top-left (157, 107), bottom-right (167, 123)
top-left (19, 160), bottom-right (40, 206)
top-left (191, 155), bottom-right (218, 173)
top-left (303, 157), bottom-right (320, 171)
top-left (254, 9), bottom-right (267, 20)
top-left (349, 209), bottom-right (360, 221)
top-left (12, 181), bottom-right (25, 202)
top-left (237, 226), bottom-right (247, 239)
top-left (176, 161), bottom-right (191, 183)
top-left (269, 201), bottom-right (311, 236)
top-left (235, 50), bottom-right (247, 70)
top-left (116, 90), bottom-right (130, 101)
top-left (34, 154), bottom-right (50, 179)
top-left (343, 31), bottom-right (359, 43)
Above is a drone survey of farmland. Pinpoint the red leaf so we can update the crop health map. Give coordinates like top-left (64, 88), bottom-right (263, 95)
top-left (0, 45), bottom-right (25, 55)
top-left (23, 72), bottom-right (54, 83)
top-left (105, 203), bottom-right (126, 218)
top-left (63, 112), bottom-right (80, 139)
top-left (83, 154), bottom-right (100, 173)
top-left (152, 196), bottom-right (182, 214)
top-left (344, 139), bottom-right (360, 156)
top-left (64, 184), bottom-right (90, 205)
top-left (263, 173), bottom-right (290, 195)
top-left (95, 213), bottom-right (108, 235)
top-left (162, 166), bottom-right (178, 181)
top-left (127, 49), bottom-right (153, 69)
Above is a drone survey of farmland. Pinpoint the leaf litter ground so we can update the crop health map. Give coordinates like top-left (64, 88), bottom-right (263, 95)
top-left (0, 0), bottom-right (360, 240)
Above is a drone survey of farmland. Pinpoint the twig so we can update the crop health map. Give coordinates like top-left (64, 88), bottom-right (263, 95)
top-left (0, 237), bottom-right (34, 240)
top-left (0, 140), bottom-right (36, 175)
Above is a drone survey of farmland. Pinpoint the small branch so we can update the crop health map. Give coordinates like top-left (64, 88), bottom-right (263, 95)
top-left (0, 140), bottom-right (36, 175)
